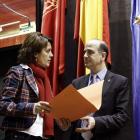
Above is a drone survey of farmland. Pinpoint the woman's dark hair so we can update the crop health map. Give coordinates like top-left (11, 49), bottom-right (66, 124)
top-left (17, 32), bottom-right (53, 64)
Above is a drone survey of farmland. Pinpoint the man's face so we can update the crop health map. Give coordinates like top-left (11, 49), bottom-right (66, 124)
top-left (84, 40), bottom-right (102, 70)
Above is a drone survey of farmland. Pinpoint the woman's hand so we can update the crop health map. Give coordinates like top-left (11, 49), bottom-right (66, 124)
top-left (57, 118), bottom-right (71, 131)
top-left (34, 101), bottom-right (53, 114)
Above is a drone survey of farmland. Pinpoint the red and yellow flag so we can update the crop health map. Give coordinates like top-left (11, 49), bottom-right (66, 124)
top-left (41, 0), bottom-right (67, 96)
top-left (74, 0), bottom-right (111, 77)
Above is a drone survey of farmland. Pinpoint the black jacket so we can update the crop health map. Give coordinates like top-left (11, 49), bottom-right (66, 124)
top-left (70, 70), bottom-right (130, 140)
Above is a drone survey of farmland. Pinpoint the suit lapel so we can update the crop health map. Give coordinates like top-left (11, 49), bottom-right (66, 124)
top-left (81, 74), bottom-right (90, 88)
top-left (24, 69), bottom-right (38, 95)
top-left (102, 70), bottom-right (114, 98)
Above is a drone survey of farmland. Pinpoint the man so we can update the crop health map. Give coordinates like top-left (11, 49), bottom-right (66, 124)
top-left (70, 39), bottom-right (130, 140)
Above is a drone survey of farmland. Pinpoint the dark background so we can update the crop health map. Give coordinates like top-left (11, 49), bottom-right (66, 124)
top-left (0, 0), bottom-right (134, 140)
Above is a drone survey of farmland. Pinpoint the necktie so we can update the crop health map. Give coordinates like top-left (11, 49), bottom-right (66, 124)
top-left (81, 74), bottom-right (97, 140)
top-left (92, 74), bottom-right (97, 84)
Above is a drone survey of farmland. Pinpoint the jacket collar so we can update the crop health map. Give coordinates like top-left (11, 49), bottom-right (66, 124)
top-left (81, 74), bottom-right (90, 88)
top-left (102, 70), bottom-right (114, 98)
top-left (20, 64), bottom-right (38, 95)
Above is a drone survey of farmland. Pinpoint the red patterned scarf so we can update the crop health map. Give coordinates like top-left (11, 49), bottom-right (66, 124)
top-left (28, 62), bottom-right (54, 138)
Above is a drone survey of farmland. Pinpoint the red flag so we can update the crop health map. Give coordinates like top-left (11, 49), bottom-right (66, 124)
top-left (41, 0), bottom-right (67, 96)
top-left (74, 0), bottom-right (111, 78)
top-left (74, 0), bottom-right (85, 77)
top-left (103, 0), bottom-right (111, 64)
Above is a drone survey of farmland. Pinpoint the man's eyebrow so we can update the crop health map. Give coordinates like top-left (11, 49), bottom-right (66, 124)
top-left (84, 48), bottom-right (94, 51)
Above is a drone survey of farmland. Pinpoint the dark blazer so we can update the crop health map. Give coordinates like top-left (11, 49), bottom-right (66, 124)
top-left (0, 65), bottom-right (39, 130)
top-left (71, 70), bottom-right (130, 140)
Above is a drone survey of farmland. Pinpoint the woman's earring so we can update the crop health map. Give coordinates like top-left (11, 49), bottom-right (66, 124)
top-left (35, 58), bottom-right (37, 61)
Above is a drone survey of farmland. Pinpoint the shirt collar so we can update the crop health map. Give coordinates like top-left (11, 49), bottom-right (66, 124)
top-left (20, 64), bottom-right (30, 69)
top-left (20, 64), bottom-right (33, 73)
top-left (89, 67), bottom-right (107, 81)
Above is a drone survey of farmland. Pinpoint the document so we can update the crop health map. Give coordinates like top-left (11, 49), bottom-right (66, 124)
top-left (48, 80), bottom-right (104, 122)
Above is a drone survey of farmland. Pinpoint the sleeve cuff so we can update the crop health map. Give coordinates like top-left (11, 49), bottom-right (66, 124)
top-left (33, 103), bottom-right (37, 114)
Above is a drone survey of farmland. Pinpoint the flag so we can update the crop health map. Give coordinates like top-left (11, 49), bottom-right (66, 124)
top-left (74, 0), bottom-right (111, 77)
top-left (130, 0), bottom-right (140, 140)
top-left (41, 0), bottom-right (67, 96)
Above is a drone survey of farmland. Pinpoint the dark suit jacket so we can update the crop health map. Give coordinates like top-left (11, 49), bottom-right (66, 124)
top-left (70, 70), bottom-right (130, 140)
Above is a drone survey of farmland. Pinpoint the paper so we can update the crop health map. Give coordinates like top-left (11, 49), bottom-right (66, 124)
top-left (48, 80), bottom-right (104, 122)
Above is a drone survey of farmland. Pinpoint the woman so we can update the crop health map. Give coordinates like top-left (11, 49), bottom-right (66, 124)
top-left (0, 32), bottom-right (71, 140)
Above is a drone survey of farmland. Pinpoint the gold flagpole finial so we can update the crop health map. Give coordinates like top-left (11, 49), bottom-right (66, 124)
top-left (133, 15), bottom-right (140, 25)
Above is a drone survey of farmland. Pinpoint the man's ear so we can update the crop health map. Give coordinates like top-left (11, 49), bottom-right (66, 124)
top-left (101, 52), bottom-right (106, 61)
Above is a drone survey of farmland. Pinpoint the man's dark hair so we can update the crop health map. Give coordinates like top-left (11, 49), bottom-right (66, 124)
top-left (91, 39), bottom-right (109, 62)
top-left (17, 32), bottom-right (53, 64)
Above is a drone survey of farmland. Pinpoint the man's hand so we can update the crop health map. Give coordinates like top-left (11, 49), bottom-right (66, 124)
top-left (76, 116), bottom-right (95, 133)
top-left (57, 118), bottom-right (71, 131)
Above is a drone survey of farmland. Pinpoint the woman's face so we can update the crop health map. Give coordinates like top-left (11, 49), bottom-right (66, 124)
top-left (34, 42), bottom-right (53, 68)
